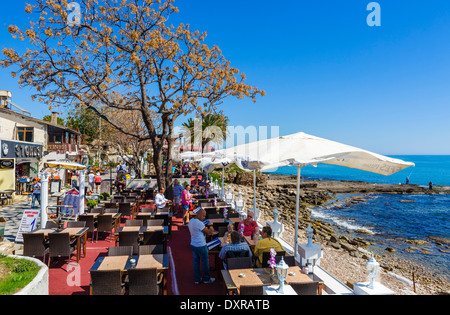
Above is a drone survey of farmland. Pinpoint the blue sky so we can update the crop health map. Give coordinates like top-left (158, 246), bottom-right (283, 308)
top-left (1, 1), bottom-right (450, 155)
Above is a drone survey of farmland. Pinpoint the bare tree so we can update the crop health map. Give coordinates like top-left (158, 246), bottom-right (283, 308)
top-left (1, 0), bottom-right (265, 188)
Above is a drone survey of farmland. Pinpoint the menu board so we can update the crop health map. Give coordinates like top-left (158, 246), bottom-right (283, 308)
top-left (15, 209), bottom-right (40, 243)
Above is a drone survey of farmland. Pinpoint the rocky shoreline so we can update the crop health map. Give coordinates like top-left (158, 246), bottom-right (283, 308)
top-left (219, 171), bottom-right (450, 295)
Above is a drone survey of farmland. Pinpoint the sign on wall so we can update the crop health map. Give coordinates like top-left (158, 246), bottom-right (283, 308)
top-left (0, 159), bottom-right (14, 169)
top-left (0, 140), bottom-right (43, 159)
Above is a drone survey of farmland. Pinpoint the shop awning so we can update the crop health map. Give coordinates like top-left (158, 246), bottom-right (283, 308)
top-left (44, 161), bottom-right (86, 171)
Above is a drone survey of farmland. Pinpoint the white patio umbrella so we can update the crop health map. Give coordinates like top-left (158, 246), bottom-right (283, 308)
top-left (199, 156), bottom-right (234, 198)
top-left (207, 132), bottom-right (415, 258)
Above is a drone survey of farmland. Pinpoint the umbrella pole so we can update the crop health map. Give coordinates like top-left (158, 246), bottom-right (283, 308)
top-left (222, 167), bottom-right (225, 198)
top-left (40, 172), bottom-right (49, 229)
top-left (253, 170), bottom-right (257, 211)
top-left (294, 166), bottom-right (301, 260)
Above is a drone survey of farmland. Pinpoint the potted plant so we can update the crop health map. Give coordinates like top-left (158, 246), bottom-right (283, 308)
top-left (86, 200), bottom-right (98, 211)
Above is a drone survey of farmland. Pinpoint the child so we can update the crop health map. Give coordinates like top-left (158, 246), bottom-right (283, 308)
top-left (224, 223), bottom-right (235, 243)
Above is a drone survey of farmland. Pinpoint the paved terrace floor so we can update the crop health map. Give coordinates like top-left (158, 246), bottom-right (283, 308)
top-left (0, 198), bottom-right (224, 295)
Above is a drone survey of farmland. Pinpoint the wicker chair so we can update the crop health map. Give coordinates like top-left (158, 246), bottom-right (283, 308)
top-left (138, 215), bottom-right (153, 226)
top-left (227, 212), bottom-right (240, 218)
top-left (90, 269), bottom-right (125, 295)
top-left (239, 284), bottom-right (264, 295)
top-left (108, 246), bottom-right (134, 257)
top-left (276, 255), bottom-right (296, 267)
top-left (127, 268), bottom-right (159, 295)
top-left (47, 233), bottom-right (77, 270)
top-left (125, 220), bottom-right (143, 227)
top-left (45, 221), bottom-right (58, 229)
top-left (119, 203), bottom-right (133, 219)
top-left (205, 208), bottom-right (218, 218)
top-left (290, 281), bottom-right (320, 295)
top-left (104, 202), bottom-right (118, 209)
top-left (96, 214), bottom-right (114, 242)
top-left (118, 231), bottom-right (140, 255)
top-left (78, 215), bottom-right (95, 242)
top-left (22, 233), bottom-right (48, 262)
top-left (217, 226), bottom-right (228, 237)
top-left (141, 207), bottom-right (154, 213)
top-left (67, 221), bottom-right (86, 228)
top-left (141, 230), bottom-right (166, 253)
top-left (153, 214), bottom-right (170, 227)
top-left (207, 213), bottom-right (222, 219)
top-left (104, 208), bottom-right (119, 214)
top-left (145, 219), bottom-right (165, 227)
top-left (227, 257), bottom-right (253, 270)
top-left (138, 244), bottom-right (164, 255)
top-left (261, 251), bottom-right (286, 268)
top-left (91, 208), bottom-right (104, 214)
top-left (156, 207), bottom-right (170, 214)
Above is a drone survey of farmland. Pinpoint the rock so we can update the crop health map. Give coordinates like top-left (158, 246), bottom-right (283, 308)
top-left (385, 247), bottom-right (396, 253)
top-left (406, 239), bottom-right (430, 246)
top-left (356, 229), bottom-right (373, 235)
top-left (341, 243), bottom-right (356, 252)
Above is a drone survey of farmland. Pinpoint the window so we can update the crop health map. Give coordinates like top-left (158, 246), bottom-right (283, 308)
top-left (16, 127), bottom-right (34, 143)
top-left (48, 133), bottom-right (63, 144)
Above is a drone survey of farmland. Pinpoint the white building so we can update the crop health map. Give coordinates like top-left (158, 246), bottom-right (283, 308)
top-left (0, 90), bottom-right (83, 192)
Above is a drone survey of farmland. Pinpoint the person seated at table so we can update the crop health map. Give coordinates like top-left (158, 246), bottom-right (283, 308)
top-left (219, 231), bottom-right (252, 269)
top-left (253, 226), bottom-right (284, 268)
top-left (223, 223), bottom-right (234, 241)
top-left (203, 183), bottom-right (212, 198)
top-left (238, 211), bottom-right (259, 237)
top-left (189, 186), bottom-right (198, 195)
top-left (155, 187), bottom-right (170, 210)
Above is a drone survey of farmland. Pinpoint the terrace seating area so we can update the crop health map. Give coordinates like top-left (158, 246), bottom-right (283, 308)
top-left (19, 181), bottom-right (353, 296)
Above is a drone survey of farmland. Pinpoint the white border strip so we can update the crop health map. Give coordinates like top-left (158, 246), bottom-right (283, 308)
top-left (168, 246), bottom-right (179, 295)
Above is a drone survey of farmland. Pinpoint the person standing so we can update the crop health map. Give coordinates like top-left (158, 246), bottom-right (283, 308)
top-left (181, 184), bottom-right (194, 226)
top-left (31, 179), bottom-right (41, 209)
top-left (94, 172), bottom-right (102, 194)
top-left (188, 209), bottom-right (215, 284)
top-left (172, 179), bottom-right (184, 214)
top-left (71, 172), bottom-right (78, 190)
top-left (88, 171), bottom-right (95, 192)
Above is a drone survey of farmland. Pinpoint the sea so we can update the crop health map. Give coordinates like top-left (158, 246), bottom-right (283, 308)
top-left (266, 156), bottom-right (450, 281)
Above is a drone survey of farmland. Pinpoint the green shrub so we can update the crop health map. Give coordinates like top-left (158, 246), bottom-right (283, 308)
top-left (87, 200), bottom-right (98, 208)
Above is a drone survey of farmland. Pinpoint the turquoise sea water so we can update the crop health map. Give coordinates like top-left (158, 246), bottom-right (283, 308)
top-left (267, 155), bottom-right (450, 186)
top-left (267, 156), bottom-right (450, 281)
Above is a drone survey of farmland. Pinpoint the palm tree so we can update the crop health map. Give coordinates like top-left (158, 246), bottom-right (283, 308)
top-left (181, 114), bottom-right (229, 153)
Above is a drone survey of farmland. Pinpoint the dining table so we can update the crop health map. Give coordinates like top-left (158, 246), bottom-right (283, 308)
top-left (32, 227), bottom-right (88, 263)
top-left (89, 254), bottom-right (170, 295)
top-left (221, 266), bottom-right (315, 295)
